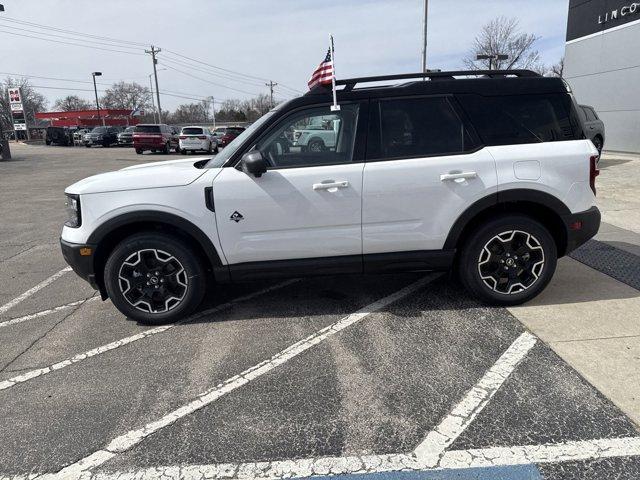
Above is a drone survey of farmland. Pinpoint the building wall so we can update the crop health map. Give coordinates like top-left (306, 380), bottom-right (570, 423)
top-left (564, 0), bottom-right (640, 153)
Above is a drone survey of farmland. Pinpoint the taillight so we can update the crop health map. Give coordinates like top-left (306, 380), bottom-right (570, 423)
top-left (589, 155), bottom-right (600, 195)
top-left (198, 136), bottom-right (207, 140)
top-left (179, 136), bottom-right (187, 140)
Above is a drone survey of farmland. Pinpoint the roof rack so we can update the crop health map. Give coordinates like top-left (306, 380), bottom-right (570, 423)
top-left (333, 70), bottom-right (540, 92)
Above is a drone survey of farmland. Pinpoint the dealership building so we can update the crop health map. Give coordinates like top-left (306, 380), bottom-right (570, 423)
top-left (564, 0), bottom-right (640, 153)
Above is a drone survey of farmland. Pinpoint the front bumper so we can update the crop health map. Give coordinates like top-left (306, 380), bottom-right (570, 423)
top-left (562, 206), bottom-right (601, 255)
top-left (60, 239), bottom-right (99, 291)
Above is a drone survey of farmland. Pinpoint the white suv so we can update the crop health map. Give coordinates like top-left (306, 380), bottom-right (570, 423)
top-left (179, 126), bottom-right (217, 154)
top-left (61, 70), bottom-right (601, 324)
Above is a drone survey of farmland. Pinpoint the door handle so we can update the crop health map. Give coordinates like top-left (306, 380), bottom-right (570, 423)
top-left (440, 171), bottom-right (478, 182)
top-left (313, 181), bottom-right (349, 191)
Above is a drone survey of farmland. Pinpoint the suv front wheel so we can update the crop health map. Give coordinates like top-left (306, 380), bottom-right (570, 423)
top-left (104, 233), bottom-right (206, 324)
top-left (457, 215), bottom-right (557, 306)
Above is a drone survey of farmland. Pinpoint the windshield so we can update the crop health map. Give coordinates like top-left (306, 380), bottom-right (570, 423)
top-left (92, 127), bottom-right (107, 133)
top-left (124, 127), bottom-right (135, 133)
top-left (205, 111), bottom-right (277, 168)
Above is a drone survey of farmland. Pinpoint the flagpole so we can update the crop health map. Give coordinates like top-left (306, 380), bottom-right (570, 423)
top-left (330, 34), bottom-right (340, 111)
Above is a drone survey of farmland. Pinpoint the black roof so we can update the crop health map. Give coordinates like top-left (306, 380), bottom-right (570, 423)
top-left (290, 70), bottom-right (568, 108)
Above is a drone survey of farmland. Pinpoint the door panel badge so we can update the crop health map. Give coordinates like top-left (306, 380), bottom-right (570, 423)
top-left (230, 211), bottom-right (244, 223)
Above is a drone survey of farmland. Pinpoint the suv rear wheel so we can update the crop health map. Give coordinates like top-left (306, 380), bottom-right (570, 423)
top-left (104, 233), bottom-right (206, 324)
top-left (457, 215), bottom-right (557, 306)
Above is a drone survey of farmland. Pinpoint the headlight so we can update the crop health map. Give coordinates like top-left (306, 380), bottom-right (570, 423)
top-left (64, 194), bottom-right (81, 228)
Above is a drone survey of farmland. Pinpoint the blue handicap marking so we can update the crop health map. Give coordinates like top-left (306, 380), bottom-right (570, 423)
top-left (295, 464), bottom-right (542, 480)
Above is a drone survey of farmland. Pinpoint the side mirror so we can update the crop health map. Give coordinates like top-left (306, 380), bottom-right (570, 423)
top-left (241, 150), bottom-right (267, 178)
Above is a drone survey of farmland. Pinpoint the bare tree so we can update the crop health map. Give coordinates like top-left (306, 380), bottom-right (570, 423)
top-left (168, 102), bottom-right (208, 124)
top-left (53, 95), bottom-right (93, 112)
top-left (0, 77), bottom-right (48, 130)
top-left (100, 81), bottom-right (151, 110)
top-left (549, 57), bottom-right (565, 77)
top-left (464, 17), bottom-right (541, 71)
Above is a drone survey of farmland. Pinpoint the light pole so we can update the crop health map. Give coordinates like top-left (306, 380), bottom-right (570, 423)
top-left (421, 0), bottom-right (429, 73)
top-left (476, 54), bottom-right (509, 71)
top-left (91, 72), bottom-right (103, 126)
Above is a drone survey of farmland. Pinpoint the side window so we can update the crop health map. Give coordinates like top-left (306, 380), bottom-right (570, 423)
top-left (368, 97), bottom-right (475, 161)
top-left (458, 93), bottom-right (576, 145)
top-left (255, 104), bottom-right (360, 168)
top-left (586, 108), bottom-right (598, 121)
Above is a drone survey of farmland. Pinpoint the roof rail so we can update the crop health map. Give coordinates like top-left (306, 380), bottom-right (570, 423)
top-left (333, 70), bottom-right (541, 92)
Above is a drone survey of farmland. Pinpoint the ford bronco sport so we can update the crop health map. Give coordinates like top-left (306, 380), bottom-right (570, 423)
top-left (61, 70), bottom-right (601, 324)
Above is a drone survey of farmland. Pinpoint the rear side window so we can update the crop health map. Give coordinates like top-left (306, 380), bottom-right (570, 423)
top-left (458, 94), bottom-right (576, 145)
top-left (182, 127), bottom-right (204, 135)
top-left (135, 125), bottom-right (161, 133)
top-left (585, 108), bottom-right (598, 121)
top-left (367, 96), bottom-right (477, 160)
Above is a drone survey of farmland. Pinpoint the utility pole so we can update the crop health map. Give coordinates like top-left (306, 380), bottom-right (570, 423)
top-left (211, 97), bottom-right (216, 128)
top-left (421, 0), bottom-right (429, 73)
top-left (91, 72), bottom-right (103, 126)
top-left (0, 3), bottom-right (11, 159)
top-left (265, 81), bottom-right (277, 108)
top-left (146, 46), bottom-right (163, 123)
top-left (148, 73), bottom-right (157, 123)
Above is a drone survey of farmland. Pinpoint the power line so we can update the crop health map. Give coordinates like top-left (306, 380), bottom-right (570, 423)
top-left (0, 29), bottom-right (145, 56)
top-left (0, 15), bottom-right (148, 47)
top-left (160, 57), bottom-right (266, 88)
top-left (162, 49), bottom-right (303, 94)
top-left (0, 22), bottom-right (142, 51)
top-left (159, 63), bottom-right (265, 96)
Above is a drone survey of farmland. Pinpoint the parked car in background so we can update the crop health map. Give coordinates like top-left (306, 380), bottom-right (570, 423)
top-left (45, 126), bottom-right (73, 146)
top-left (133, 124), bottom-right (180, 154)
top-left (73, 128), bottom-right (92, 145)
top-left (84, 126), bottom-right (121, 148)
top-left (117, 126), bottom-right (136, 146)
top-left (179, 126), bottom-right (218, 154)
top-left (217, 126), bottom-right (245, 147)
top-left (292, 119), bottom-right (338, 152)
top-left (579, 105), bottom-right (605, 156)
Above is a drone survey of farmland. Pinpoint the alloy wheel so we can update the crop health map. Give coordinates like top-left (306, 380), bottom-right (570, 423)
top-left (477, 230), bottom-right (545, 295)
top-left (118, 249), bottom-right (188, 313)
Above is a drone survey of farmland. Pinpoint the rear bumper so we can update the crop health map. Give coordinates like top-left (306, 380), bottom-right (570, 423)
top-left (562, 206), bottom-right (601, 255)
top-left (60, 239), bottom-right (99, 291)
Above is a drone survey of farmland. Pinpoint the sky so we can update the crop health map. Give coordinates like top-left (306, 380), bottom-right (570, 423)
top-left (0, 0), bottom-right (570, 111)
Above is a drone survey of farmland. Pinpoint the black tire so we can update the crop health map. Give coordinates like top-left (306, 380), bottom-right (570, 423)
top-left (104, 233), bottom-right (206, 324)
top-left (163, 142), bottom-right (170, 154)
top-left (85, 144), bottom-right (91, 148)
top-left (308, 138), bottom-right (325, 152)
top-left (214, 145), bottom-right (219, 154)
top-left (136, 149), bottom-right (143, 155)
top-left (181, 149), bottom-right (187, 155)
top-left (457, 215), bottom-right (557, 306)
top-left (45, 140), bottom-right (51, 145)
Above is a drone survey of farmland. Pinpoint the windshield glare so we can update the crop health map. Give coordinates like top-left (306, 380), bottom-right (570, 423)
top-left (206, 111), bottom-right (277, 168)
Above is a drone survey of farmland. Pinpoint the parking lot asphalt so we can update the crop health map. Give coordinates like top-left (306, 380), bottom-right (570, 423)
top-left (1, 143), bottom-right (640, 480)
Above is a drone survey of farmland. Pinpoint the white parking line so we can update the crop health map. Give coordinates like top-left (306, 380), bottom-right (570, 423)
top-left (440, 436), bottom-right (640, 469)
top-left (51, 436), bottom-right (640, 480)
top-left (39, 276), bottom-right (435, 480)
top-left (0, 297), bottom-right (99, 329)
top-left (0, 280), bottom-right (299, 392)
top-left (0, 267), bottom-right (71, 316)
top-left (413, 331), bottom-right (538, 467)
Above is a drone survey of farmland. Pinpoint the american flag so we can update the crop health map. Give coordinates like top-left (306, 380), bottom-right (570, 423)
top-left (308, 49), bottom-right (334, 90)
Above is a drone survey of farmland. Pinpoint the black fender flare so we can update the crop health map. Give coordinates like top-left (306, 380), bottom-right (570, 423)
top-left (443, 189), bottom-right (570, 250)
top-left (87, 210), bottom-right (224, 271)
